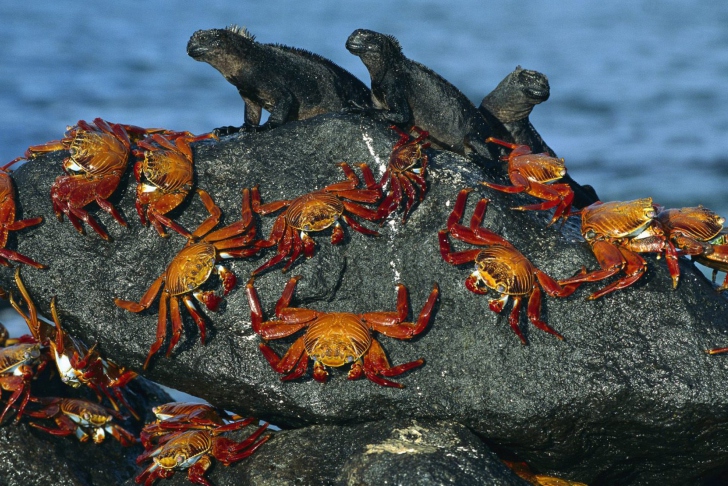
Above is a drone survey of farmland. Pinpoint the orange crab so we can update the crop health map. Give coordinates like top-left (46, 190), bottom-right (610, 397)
top-left (0, 158), bottom-right (45, 268)
top-left (246, 276), bottom-right (439, 387)
top-left (0, 341), bottom-right (44, 423)
top-left (24, 397), bottom-right (136, 446)
top-left (135, 425), bottom-right (270, 486)
top-left (23, 118), bottom-right (159, 240)
top-left (439, 188), bottom-right (581, 344)
top-left (375, 125), bottom-right (430, 223)
top-left (559, 198), bottom-right (678, 299)
top-left (251, 162), bottom-right (382, 275)
top-left (10, 268), bottom-right (139, 418)
top-left (482, 137), bottom-right (574, 225)
top-left (114, 189), bottom-right (262, 368)
top-left (140, 402), bottom-right (252, 448)
top-left (656, 205), bottom-right (728, 290)
top-left (133, 131), bottom-right (218, 238)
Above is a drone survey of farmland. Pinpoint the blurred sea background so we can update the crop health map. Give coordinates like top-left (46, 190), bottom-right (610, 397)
top-left (1, 2), bottom-right (727, 352)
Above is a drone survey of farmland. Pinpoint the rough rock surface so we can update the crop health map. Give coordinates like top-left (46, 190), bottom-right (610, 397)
top-left (5, 113), bottom-right (728, 485)
top-left (0, 377), bottom-right (171, 486)
top-left (124, 419), bottom-right (526, 486)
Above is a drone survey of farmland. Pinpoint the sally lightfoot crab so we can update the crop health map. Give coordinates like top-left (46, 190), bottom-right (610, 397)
top-left (375, 125), bottom-right (430, 223)
top-left (559, 198), bottom-right (678, 299)
top-left (115, 189), bottom-right (262, 368)
top-left (246, 276), bottom-right (439, 387)
top-left (24, 118), bottom-right (159, 240)
top-left (251, 162), bottom-right (381, 275)
top-left (135, 425), bottom-right (270, 486)
top-left (0, 158), bottom-right (45, 268)
top-left (24, 397), bottom-right (137, 446)
top-left (656, 205), bottom-right (728, 290)
top-left (482, 137), bottom-right (574, 225)
top-left (439, 188), bottom-right (581, 344)
top-left (133, 130), bottom-right (218, 238)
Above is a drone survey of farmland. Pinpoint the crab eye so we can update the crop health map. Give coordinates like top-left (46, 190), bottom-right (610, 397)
top-left (585, 229), bottom-right (596, 240)
top-left (496, 284), bottom-right (506, 293)
top-left (176, 455), bottom-right (185, 465)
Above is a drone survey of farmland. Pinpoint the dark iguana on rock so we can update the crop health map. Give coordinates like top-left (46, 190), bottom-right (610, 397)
top-left (345, 29), bottom-right (497, 162)
top-left (188, 26), bottom-right (373, 135)
top-left (480, 66), bottom-right (599, 207)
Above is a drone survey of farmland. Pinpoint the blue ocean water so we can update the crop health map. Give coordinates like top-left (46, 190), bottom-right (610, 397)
top-left (1, 2), bottom-right (727, 328)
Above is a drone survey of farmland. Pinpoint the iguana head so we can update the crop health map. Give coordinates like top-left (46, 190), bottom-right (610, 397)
top-left (481, 66), bottom-right (551, 123)
top-left (346, 29), bottom-right (402, 66)
top-left (187, 26), bottom-right (256, 79)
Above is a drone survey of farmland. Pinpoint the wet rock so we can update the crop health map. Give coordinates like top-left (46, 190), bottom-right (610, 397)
top-left (123, 419), bottom-right (526, 486)
top-left (0, 377), bottom-right (171, 486)
top-left (5, 113), bottom-right (728, 485)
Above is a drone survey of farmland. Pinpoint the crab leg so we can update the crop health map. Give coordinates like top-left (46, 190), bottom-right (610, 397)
top-left (182, 295), bottom-right (208, 345)
top-left (144, 290), bottom-right (169, 369)
top-left (526, 285), bottom-right (564, 340)
top-left (114, 274), bottom-right (165, 313)
top-left (341, 213), bottom-right (380, 237)
top-left (166, 296), bottom-right (183, 357)
top-left (190, 189), bottom-right (222, 240)
top-left (362, 339), bottom-right (423, 388)
top-left (259, 338), bottom-right (308, 377)
top-left (506, 296), bottom-right (528, 344)
top-left (366, 284), bottom-right (439, 339)
top-left (438, 230), bottom-right (483, 265)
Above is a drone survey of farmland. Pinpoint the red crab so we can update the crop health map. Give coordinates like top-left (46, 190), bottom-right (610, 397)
top-left (23, 118), bottom-right (161, 240)
top-left (439, 188), bottom-right (582, 344)
top-left (482, 137), bottom-right (574, 225)
top-left (135, 425), bottom-right (270, 486)
top-left (251, 162), bottom-right (382, 275)
top-left (559, 198), bottom-right (678, 299)
top-left (10, 268), bottom-right (139, 418)
top-left (114, 189), bottom-right (262, 369)
top-left (656, 205), bottom-right (728, 290)
top-left (0, 158), bottom-right (45, 268)
top-left (375, 125), bottom-right (430, 223)
top-left (0, 341), bottom-right (44, 423)
top-left (246, 276), bottom-right (439, 388)
top-left (140, 402), bottom-right (252, 448)
top-left (133, 130), bottom-right (218, 238)
top-left (24, 397), bottom-right (137, 446)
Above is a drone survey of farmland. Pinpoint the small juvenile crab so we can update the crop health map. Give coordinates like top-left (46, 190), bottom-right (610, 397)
top-left (439, 188), bottom-right (581, 344)
top-left (251, 162), bottom-right (382, 275)
top-left (559, 198), bottom-right (678, 299)
top-left (0, 341), bottom-right (44, 423)
top-left (482, 137), bottom-right (574, 225)
top-left (10, 268), bottom-right (139, 418)
top-left (133, 131), bottom-right (218, 238)
top-left (24, 397), bottom-right (136, 446)
top-left (376, 125), bottom-right (430, 223)
top-left (115, 189), bottom-right (262, 369)
top-left (135, 425), bottom-right (270, 486)
top-left (656, 205), bottom-right (728, 290)
top-left (141, 402), bottom-right (251, 448)
top-left (0, 158), bottom-right (45, 268)
top-left (246, 276), bottom-right (439, 387)
top-left (22, 118), bottom-right (159, 240)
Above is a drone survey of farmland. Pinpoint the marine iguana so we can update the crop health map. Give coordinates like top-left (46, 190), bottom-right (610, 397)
top-left (480, 66), bottom-right (599, 207)
top-left (187, 26), bottom-right (372, 135)
top-left (345, 29), bottom-right (497, 162)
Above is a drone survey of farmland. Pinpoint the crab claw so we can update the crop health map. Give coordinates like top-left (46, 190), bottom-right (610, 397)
top-left (194, 291), bottom-right (223, 312)
top-left (330, 221), bottom-right (345, 245)
top-left (313, 361), bottom-right (329, 383)
top-left (217, 265), bottom-right (237, 295)
top-left (465, 272), bottom-right (488, 295)
top-left (489, 295), bottom-right (509, 314)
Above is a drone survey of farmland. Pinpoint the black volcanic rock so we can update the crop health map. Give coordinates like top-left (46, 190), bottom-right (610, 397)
top-left (5, 113), bottom-right (728, 485)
